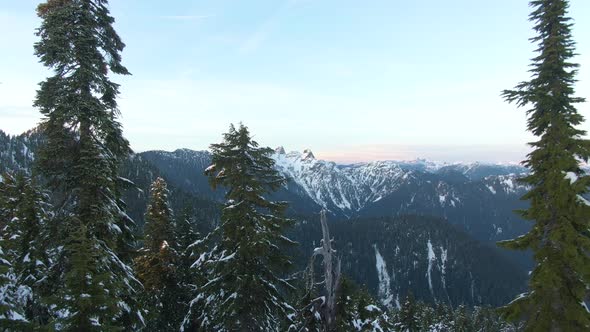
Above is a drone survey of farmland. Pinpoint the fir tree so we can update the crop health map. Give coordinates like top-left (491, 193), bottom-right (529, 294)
top-left (453, 305), bottom-right (471, 332)
top-left (0, 243), bottom-right (28, 330)
top-left (0, 174), bottom-right (28, 329)
top-left (334, 277), bottom-right (391, 332)
top-left (175, 208), bottom-right (202, 283)
top-left (134, 177), bottom-right (182, 331)
top-left (499, 0), bottom-right (590, 330)
top-left (184, 123), bottom-right (296, 331)
top-left (33, 0), bottom-right (141, 329)
top-left (174, 208), bottom-right (204, 318)
top-left (396, 293), bottom-right (419, 331)
top-left (0, 172), bottom-right (52, 327)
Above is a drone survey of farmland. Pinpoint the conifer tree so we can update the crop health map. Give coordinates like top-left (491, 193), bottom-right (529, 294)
top-left (175, 208), bottom-right (204, 318)
top-left (0, 174), bottom-right (28, 329)
top-left (396, 293), bottom-right (419, 331)
top-left (0, 244), bottom-right (28, 330)
top-left (334, 277), bottom-right (392, 332)
top-left (453, 305), bottom-right (471, 332)
top-left (175, 209), bottom-right (202, 283)
top-left (499, 0), bottom-right (590, 330)
top-left (184, 123), bottom-right (296, 331)
top-left (134, 177), bottom-right (182, 331)
top-left (33, 0), bottom-right (141, 329)
top-left (0, 172), bottom-right (52, 327)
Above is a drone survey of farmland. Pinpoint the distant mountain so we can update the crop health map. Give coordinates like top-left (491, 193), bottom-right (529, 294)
top-left (0, 128), bottom-right (42, 174)
top-left (0, 129), bottom-right (530, 306)
top-left (136, 147), bottom-right (532, 245)
top-left (0, 130), bottom-right (534, 243)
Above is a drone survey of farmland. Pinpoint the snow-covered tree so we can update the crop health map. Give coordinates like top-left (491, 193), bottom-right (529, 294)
top-left (0, 172), bottom-right (52, 329)
top-left (395, 293), bottom-right (420, 332)
top-left (0, 243), bottom-right (27, 330)
top-left (33, 0), bottom-right (141, 329)
top-left (0, 188), bottom-right (27, 330)
top-left (174, 208), bottom-right (204, 323)
top-left (175, 209), bottom-right (202, 284)
top-left (334, 277), bottom-right (392, 332)
top-left (499, 0), bottom-right (590, 330)
top-left (134, 177), bottom-right (182, 331)
top-left (183, 123), bottom-right (296, 331)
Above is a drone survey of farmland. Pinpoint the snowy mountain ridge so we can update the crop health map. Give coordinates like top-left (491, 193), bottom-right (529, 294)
top-left (272, 147), bottom-right (529, 216)
top-left (0, 129), bottom-right (533, 243)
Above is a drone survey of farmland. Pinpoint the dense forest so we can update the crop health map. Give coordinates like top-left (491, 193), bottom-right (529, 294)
top-left (1, 0), bottom-right (589, 331)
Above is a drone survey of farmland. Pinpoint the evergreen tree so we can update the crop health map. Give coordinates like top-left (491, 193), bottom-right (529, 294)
top-left (174, 208), bottom-right (204, 315)
top-left (334, 277), bottom-right (391, 332)
top-left (0, 172), bottom-right (52, 327)
top-left (0, 243), bottom-right (28, 330)
top-left (33, 0), bottom-right (141, 329)
top-left (134, 177), bottom-right (182, 331)
top-left (184, 123), bottom-right (296, 331)
top-left (499, 0), bottom-right (590, 330)
top-left (292, 276), bottom-right (324, 332)
top-left (453, 305), bottom-right (471, 332)
top-left (396, 293), bottom-right (419, 331)
top-left (0, 173), bottom-right (28, 329)
top-left (175, 208), bottom-right (202, 283)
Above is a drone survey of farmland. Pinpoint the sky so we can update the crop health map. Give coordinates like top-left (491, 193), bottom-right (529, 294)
top-left (1, 0), bottom-right (589, 163)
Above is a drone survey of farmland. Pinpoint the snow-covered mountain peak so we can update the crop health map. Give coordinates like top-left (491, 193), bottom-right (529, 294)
top-left (269, 147), bottom-right (530, 216)
top-left (302, 149), bottom-right (315, 160)
top-left (275, 146), bottom-right (286, 155)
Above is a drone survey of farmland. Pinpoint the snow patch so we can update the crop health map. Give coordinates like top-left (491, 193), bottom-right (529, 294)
top-left (487, 185), bottom-right (496, 194)
top-left (373, 244), bottom-right (395, 308)
top-left (564, 171), bottom-right (578, 184)
top-left (426, 239), bottom-right (436, 296)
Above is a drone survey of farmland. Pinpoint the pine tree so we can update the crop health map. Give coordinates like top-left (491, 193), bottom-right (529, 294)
top-left (0, 172), bottom-right (52, 327)
top-left (184, 123), bottom-right (296, 331)
top-left (499, 0), bottom-right (590, 330)
top-left (134, 177), bottom-right (182, 331)
top-left (33, 0), bottom-right (141, 329)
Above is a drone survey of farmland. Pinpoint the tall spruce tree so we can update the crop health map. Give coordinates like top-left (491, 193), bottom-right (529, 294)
top-left (134, 177), bottom-right (182, 331)
top-left (499, 0), bottom-right (590, 330)
top-left (184, 123), bottom-right (296, 331)
top-left (33, 0), bottom-right (141, 329)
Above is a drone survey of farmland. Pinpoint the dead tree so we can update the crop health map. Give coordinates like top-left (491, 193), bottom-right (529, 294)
top-left (304, 209), bottom-right (341, 331)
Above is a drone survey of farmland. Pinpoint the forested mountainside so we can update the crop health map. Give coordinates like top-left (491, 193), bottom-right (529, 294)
top-left (291, 215), bottom-right (526, 308)
top-left (0, 129), bottom-right (527, 306)
top-left (139, 147), bottom-right (532, 245)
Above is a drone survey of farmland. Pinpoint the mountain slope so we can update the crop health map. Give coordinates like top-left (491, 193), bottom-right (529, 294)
top-left (135, 147), bottom-right (531, 244)
top-left (289, 215), bottom-right (526, 308)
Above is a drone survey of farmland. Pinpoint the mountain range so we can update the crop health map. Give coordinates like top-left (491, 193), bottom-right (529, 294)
top-left (0, 129), bottom-right (531, 307)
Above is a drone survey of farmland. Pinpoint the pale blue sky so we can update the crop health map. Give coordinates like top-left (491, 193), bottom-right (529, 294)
top-left (1, 1), bottom-right (589, 162)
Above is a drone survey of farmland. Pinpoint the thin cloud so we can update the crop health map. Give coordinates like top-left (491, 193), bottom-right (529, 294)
top-left (317, 144), bottom-right (531, 164)
top-left (239, 0), bottom-right (297, 54)
top-left (160, 15), bottom-right (214, 21)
